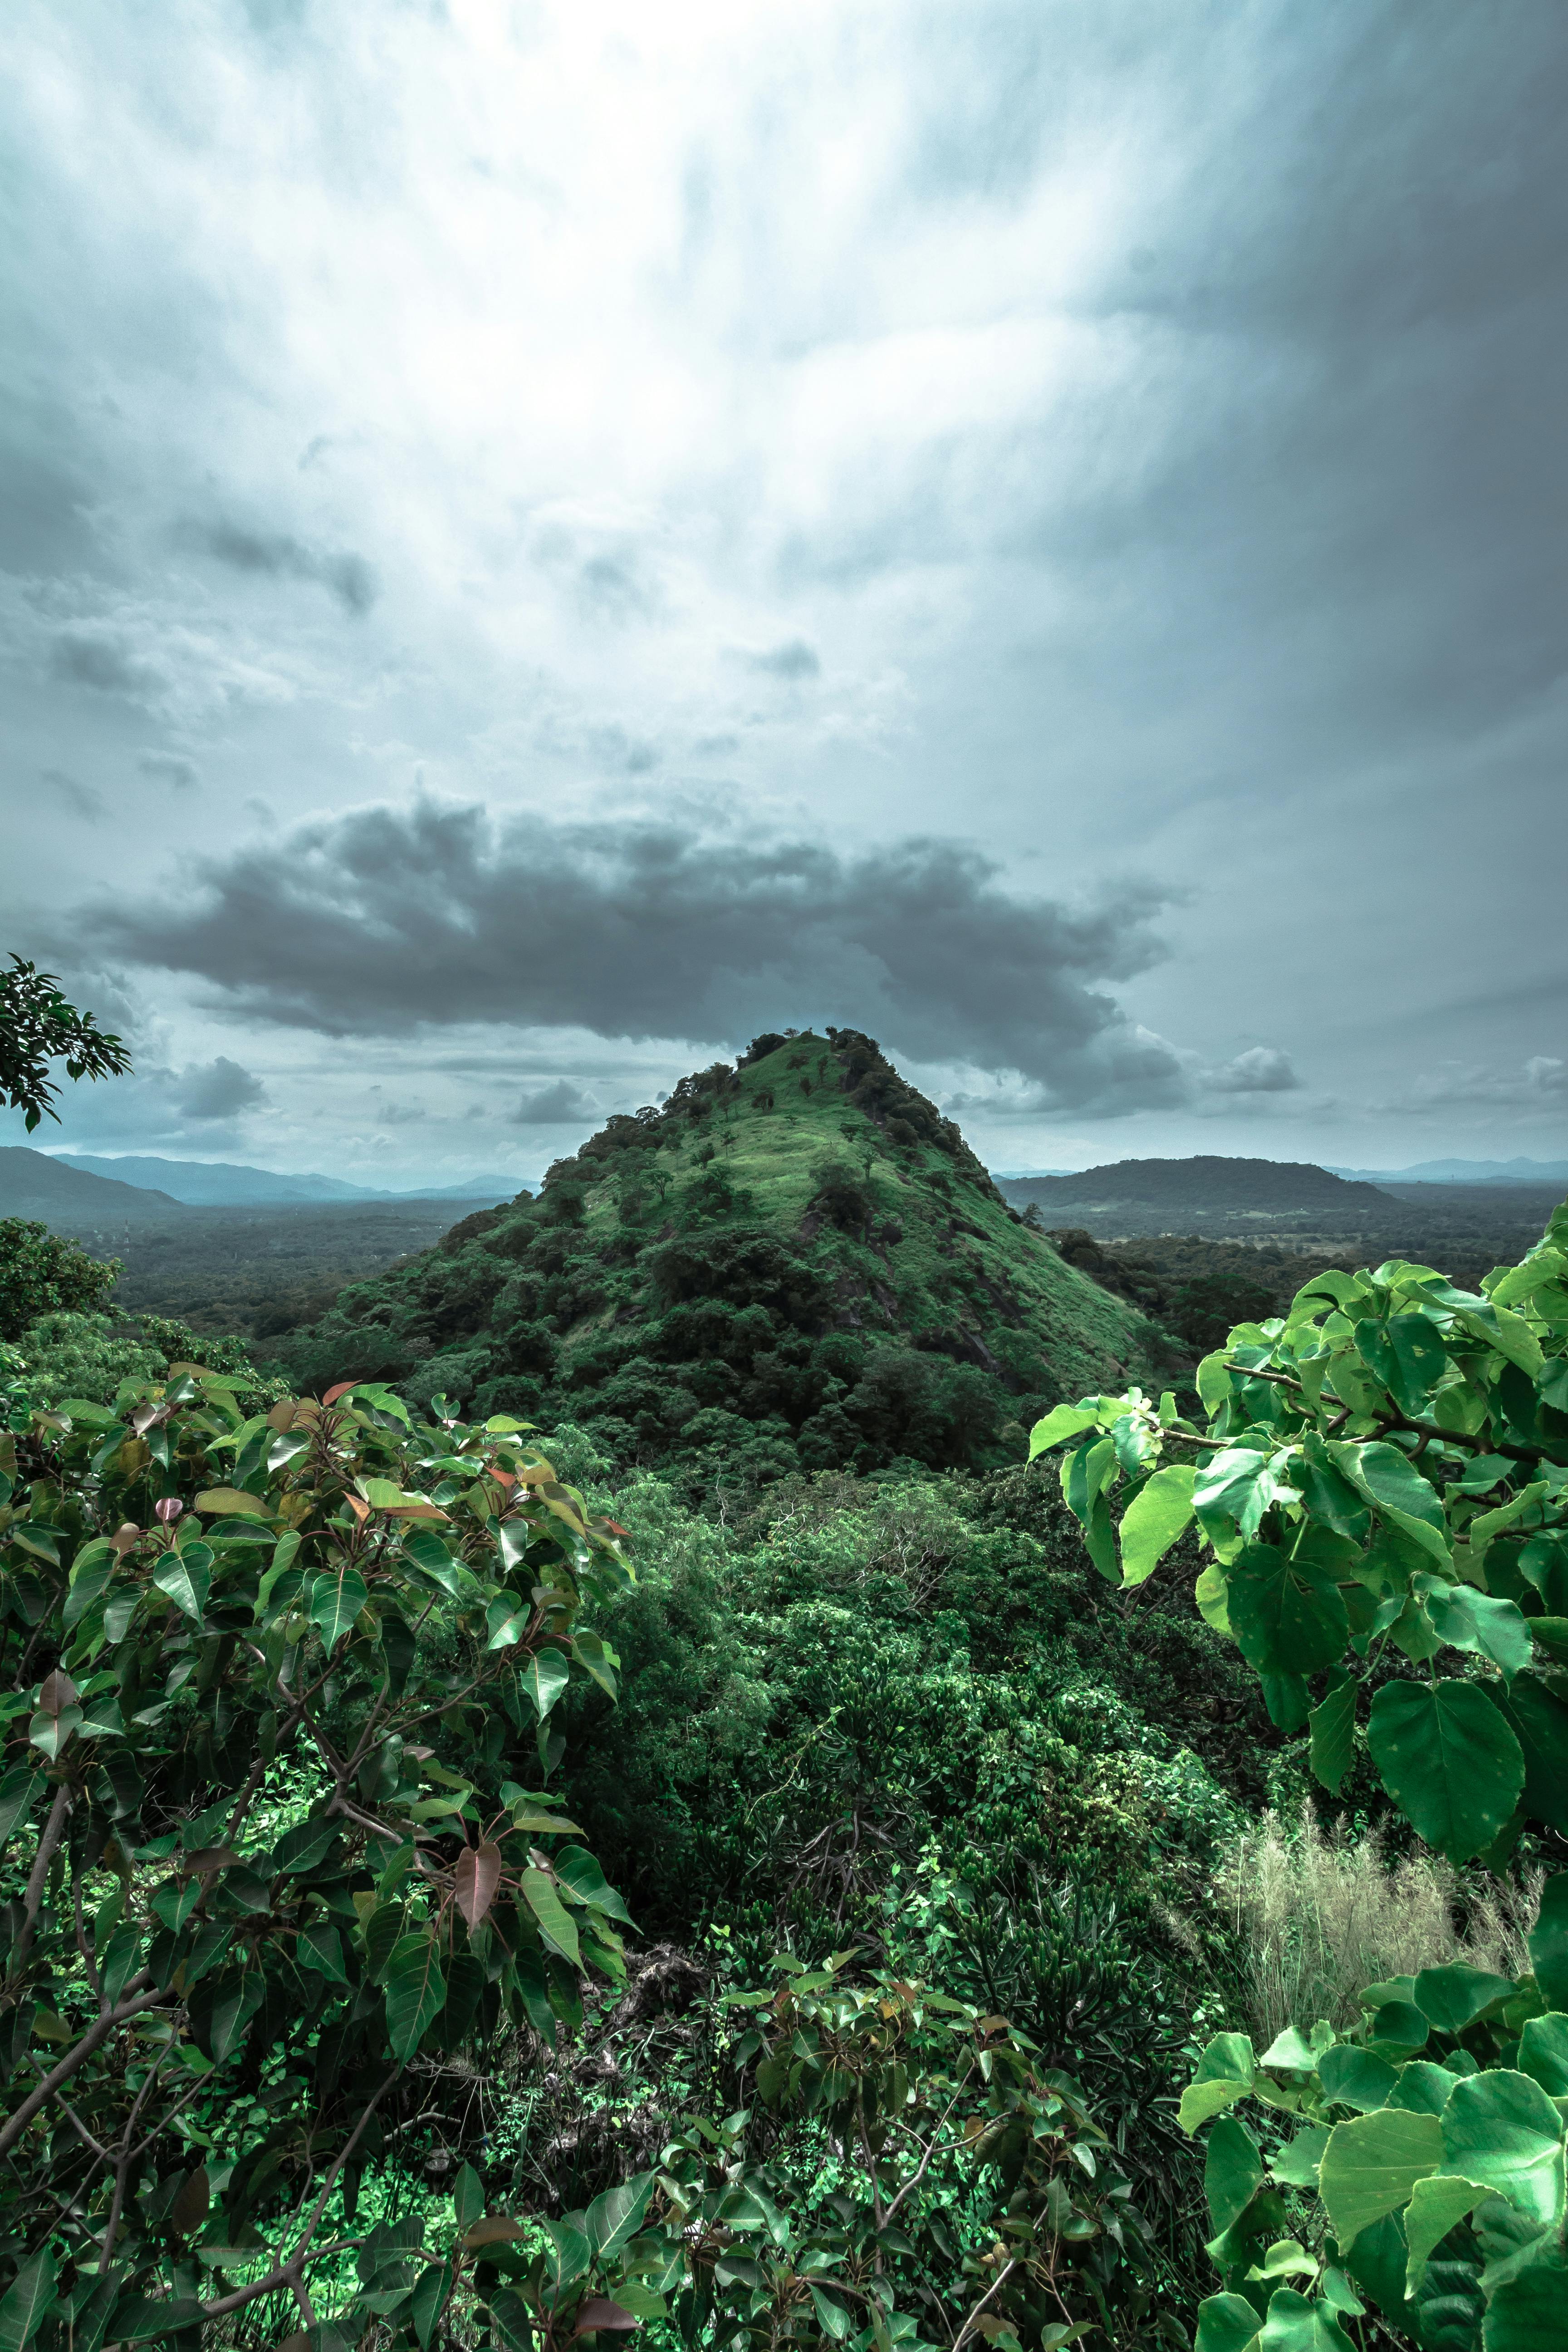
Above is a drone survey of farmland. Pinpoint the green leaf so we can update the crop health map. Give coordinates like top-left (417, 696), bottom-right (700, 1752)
top-left (1440, 2070), bottom-right (1566, 2226)
top-left (1413, 1964), bottom-right (1517, 2035)
top-left (1118, 1465), bottom-right (1196, 1586)
top-left (310, 1566), bottom-right (368, 1653)
top-left (1027, 1402), bottom-right (1104, 1458)
top-left (1387, 2061), bottom-right (1461, 2116)
top-left (1403, 2175), bottom-right (1486, 2297)
top-left (1333, 1442), bottom-right (1450, 1565)
top-left (1529, 1872), bottom-right (1568, 2008)
top-left (519, 1649), bottom-right (571, 1720)
top-left (297, 1921), bottom-right (348, 1983)
top-left (1254, 2288), bottom-right (1355, 2351)
top-left (1317, 2107), bottom-right (1442, 2245)
top-left (1194, 2295), bottom-right (1262, 2352)
top-left (1227, 1543), bottom-right (1348, 1676)
top-left (1484, 2259), bottom-right (1568, 2351)
top-left (1181, 2033), bottom-right (1258, 2133)
top-left (520, 1870), bottom-right (580, 1965)
top-left (1270, 2126), bottom-right (1330, 2187)
top-left (1205, 2114), bottom-right (1265, 2235)
top-left (1194, 1448), bottom-right (1288, 1546)
top-left (410, 2261), bottom-right (451, 2351)
top-left (0, 2249), bottom-right (56, 2352)
top-left (585, 2171), bottom-right (655, 2260)
top-left (1499, 1671), bottom-right (1568, 1836)
top-left (385, 1933), bottom-right (447, 2059)
top-left (571, 1629), bottom-right (619, 1698)
top-left (452, 2163), bottom-right (484, 2230)
top-left (273, 1816), bottom-right (339, 1876)
top-left (1366, 1679), bottom-right (1525, 1861)
top-left (554, 1845), bottom-right (635, 1927)
top-left (806, 2285), bottom-right (852, 2341)
top-left (1310, 1677), bottom-right (1358, 1794)
top-left (485, 1593), bottom-right (529, 1650)
top-left (1517, 2014), bottom-right (1568, 2098)
top-left (1318, 2047), bottom-right (1398, 2113)
top-left (0, 1766), bottom-right (42, 1849)
top-left (62, 1545), bottom-right (115, 1633)
top-left (152, 1549), bottom-right (210, 1626)
top-left (1422, 1583), bottom-right (1533, 1680)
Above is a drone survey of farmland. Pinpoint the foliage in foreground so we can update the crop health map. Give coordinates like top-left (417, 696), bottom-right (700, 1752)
top-left (0, 1355), bottom-right (634, 2348)
top-left (0, 1225), bottom-right (121, 1343)
top-left (1182, 1880), bottom-right (1567, 2350)
top-left (1033, 1197), bottom-right (1568, 1867)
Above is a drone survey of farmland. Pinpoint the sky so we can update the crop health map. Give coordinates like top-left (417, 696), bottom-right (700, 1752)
top-left (1, 0), bottom-right (1565, 1187)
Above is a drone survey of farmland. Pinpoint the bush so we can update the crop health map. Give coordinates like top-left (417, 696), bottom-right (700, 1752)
top-left (0, 1219), bottom-right (118, 1340)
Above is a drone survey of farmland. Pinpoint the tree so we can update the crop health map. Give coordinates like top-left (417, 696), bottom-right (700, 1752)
top-left (0, 1220), bottom-right (120, 1340)
top-left (1031, 1198), bottom-right (1568, 1866)
top-left (0, 958), bottom-right (132, 1130)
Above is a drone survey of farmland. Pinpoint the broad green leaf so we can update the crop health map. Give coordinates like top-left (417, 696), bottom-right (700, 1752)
top-left (485, 1593), bottom-right (529, 1649)
top-left (585, 2171), bottom-right (655, 2259)
top-left (1422, 1583), bottom-right (1532, 1680)
top-left (1318, 2047), bottom-right (1398, 2113)
top-left (1227, 1543), bottom-right (1348, 1676)
top-left (0, 1766), bottom-right (42, 1849)
top-left (1440, 2070), bottom-right (1566, 2226)
top-left (273, 1816), bottom-right (339, 1875)
top-left (1484, 2260), bottom-right (1568, 2351)
top-left (520, 1869), bottom-right (580, 1965)
top-left (1367, 1679), bottom-right (1524, 1861)
top-left (807, 2285), bottom-right (852, 2341)
top-left (410, 2261), bottom-right (451, 2351)
top-left (1270, 2126), bottom-right (1330, 2186)
top-left (1309, 1677), bottom-right (1358, 1794)
top-left (1500, 1671), bottom-right (1568, 1837)
top-left (571, 1628), bottom-right (619, 1697)
top-left (1333, 1442), bottom-right (1450, 1566)
top-left (310, 1566), bottom-right (368, 1653)
top-left (1205, 2114), bottom-right (1264, 2235)
top-left (1318, 2107), bottom-right (1442, 2245)
top-left (1403, 2175), bottom-right (1485, 2297)
top-left (1255, 2288), bottom-right (1355, 2351)
top-left (1118, 1464), bottom-right (1196, 1586)
top-left (452, 2163), bottom-right (484, 2230)
top-left (519, 1648), bottom-right (571, 1720)
top-left (152, 1550), bottom-right (210, 1626)
top-left (1195, 1448), bottom-right (1289, 1546)
top-left (0, 2249), bottom-right (55, 2352)
top-left (1194, 2294), bottom-right (1262, 2352)
top-left (1027, 1402), bottom-right (1104, 1457)
top-left (297, 1921), bottom-right (348, 1983)
top-left (1517, 2014), bottom-right (1568, 2098)
top-left (1413, 1964), bottom-right (1516, 2035)
top-left (62, 1543), bottom-right (115, 1632)
top-left (1528, 1872), bottom-right (1568, 2008)
top-left (385, 1933), bottom-right (447, 2059)
top-left (554, 1844), bottom-right (635, 1926)
top-left (1181, 2032), bottom-right (1257, 2133)
top-left (1196, 1563), bottom-right (1232, 1634)
top-left (1387, 2061), bottom-right (1461, 2117)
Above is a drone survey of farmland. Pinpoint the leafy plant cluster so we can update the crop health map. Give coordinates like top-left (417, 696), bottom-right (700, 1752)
top-left (0, 1349), bottom-right (637, 2352)
top-left (1180, 1884), bottom-right (1568, 2349)
top-left (1032, 1204), bottom-right (1568, 1869)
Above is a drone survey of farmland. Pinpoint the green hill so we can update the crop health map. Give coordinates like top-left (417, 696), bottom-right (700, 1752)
top-left (270, 1029), bottom-right (1174, 1476)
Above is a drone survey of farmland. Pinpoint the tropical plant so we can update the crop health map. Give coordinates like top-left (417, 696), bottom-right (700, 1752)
top-left (1179, 1874), bottom-right (1568, 2349)
top-left (0, 959), bottom-right (132, 1131)
top-left (0, 1355), bottom-right (634, 2351)
top-left (1030, 1199), bottom-right (1568, 1867)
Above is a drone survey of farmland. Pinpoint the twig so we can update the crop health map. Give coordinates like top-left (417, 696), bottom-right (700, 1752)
top-left (6, 1782), bottom-right (73, 1990)
top-left (0, 1976), bottom-right (165, 2160)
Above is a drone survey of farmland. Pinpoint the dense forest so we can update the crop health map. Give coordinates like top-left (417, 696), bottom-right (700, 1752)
top-left (1, 1013), bottom-right (1566, 2352)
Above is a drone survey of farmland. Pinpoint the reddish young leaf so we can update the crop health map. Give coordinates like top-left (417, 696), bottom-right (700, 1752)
top-left (37, 1670), bottom-right (79, 1717)
top-left (573, 2302), bottom-right (642, 2335)
top-left (322, 1381), bottom-right (357, 1406)
top-left (454, 1842), bottom-right (503, 1930)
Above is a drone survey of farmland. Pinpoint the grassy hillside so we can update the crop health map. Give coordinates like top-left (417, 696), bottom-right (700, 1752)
top-left (1000, 1153), bottom-right (1394, 1218)
top-left (270, 1028), bottom-right (1174, 1475)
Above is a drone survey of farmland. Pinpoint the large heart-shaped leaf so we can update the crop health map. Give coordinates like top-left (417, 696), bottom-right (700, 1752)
top-left (1367, 1679), bottom-right (1524, 1860)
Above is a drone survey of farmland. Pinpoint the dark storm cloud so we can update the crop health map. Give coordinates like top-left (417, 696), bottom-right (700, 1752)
top-left (182, 520), bottom-right (379, 616)
top-left (176, 1055), bottom-right (266, 1120)
top-left (49, 628), bottom-right (159, 696)
top-left (512, 1080), bottom-right (597, 1126)
top-left (1202, 1048), bottom-right (1299, 1096)
top-left (81, 795), bottom-right (1181, 1108)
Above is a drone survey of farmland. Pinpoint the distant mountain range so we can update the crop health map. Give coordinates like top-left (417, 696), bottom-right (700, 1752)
top-left (995, 1155), bottom-right (1393, 1218)
top-left (0, 1148), bottom-right (522, 1232)
top-left (49, 1154), bottom-right (523, 1207)
top-left (1327, 1156), bottom-right (1568, 1186)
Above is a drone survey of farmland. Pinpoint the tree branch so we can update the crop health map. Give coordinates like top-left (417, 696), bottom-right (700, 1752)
top-left (0, 1975), bottom-right (165, 2160)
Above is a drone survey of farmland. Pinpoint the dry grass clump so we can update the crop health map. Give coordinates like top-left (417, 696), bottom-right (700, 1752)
top-left (1216, 1807), bottom-right (1540, 2046)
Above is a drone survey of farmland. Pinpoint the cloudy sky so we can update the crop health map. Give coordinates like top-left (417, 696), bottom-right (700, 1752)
top-left (2, 0), bottom-right (1564, 1186)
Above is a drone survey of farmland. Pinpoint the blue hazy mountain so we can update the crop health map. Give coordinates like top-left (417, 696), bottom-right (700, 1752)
top-left (51, 1155), bottom-right (522, 1206)
top-left (1329, 1157), bottom-right (1568, 1185)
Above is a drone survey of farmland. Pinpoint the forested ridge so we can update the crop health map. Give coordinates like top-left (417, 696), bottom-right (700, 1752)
top-left (1, 1014), bottom-right (1566, 2352)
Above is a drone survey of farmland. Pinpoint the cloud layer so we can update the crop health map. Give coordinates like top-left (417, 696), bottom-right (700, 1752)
top-left (84, 796), bottom-right (1181, 1110)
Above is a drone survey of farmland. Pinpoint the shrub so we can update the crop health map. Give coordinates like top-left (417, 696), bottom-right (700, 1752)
top-left (0, 1220), bottom-right (119, 1340)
